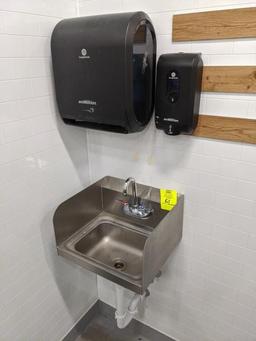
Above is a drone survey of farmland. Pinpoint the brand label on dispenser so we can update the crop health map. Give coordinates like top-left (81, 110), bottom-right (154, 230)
top-left (78, 99), bottom-right (97, 113)
top-left (78, 48), bottom-right (91, 59)
top-left (163, 118), bottom-right (179, 122)
top-left (78, 100), bottom-right (97, 105)
top-left (160, 189), bottom-right (178, 211)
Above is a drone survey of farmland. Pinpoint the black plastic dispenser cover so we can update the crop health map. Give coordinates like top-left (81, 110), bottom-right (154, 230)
top-left (51, 12), bottom-right (156, 133)
top-left (155, 53), bottom-right (203, 135)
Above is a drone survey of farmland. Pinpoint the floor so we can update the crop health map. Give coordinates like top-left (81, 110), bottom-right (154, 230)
top-left (70, 301), bottom-right (174, 341)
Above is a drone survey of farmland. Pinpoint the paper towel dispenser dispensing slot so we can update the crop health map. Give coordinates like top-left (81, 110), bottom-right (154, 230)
top-left (51, 12), bottom-right (156, 133)
top-left (155, 53), bottom-right (203, 135)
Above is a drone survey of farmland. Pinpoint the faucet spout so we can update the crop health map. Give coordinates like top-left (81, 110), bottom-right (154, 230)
top-left (122, 177), bottom-right (153, 219)
top-left (123, 177), bottom-right (138, 207)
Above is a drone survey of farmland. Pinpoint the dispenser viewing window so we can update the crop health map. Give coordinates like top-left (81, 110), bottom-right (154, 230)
top-left (155, 53), bottom-right (203, 135)
top-left (51, 12), bottom-right (156, 134)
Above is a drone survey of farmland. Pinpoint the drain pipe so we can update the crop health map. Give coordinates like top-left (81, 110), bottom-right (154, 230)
top-left (114, 284), bottom-right (146, 329)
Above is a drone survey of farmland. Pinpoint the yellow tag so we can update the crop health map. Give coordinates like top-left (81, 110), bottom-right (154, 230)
top-left (160, 189), bottom-right (178, 211)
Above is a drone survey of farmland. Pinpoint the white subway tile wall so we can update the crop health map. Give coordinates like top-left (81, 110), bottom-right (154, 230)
top-left (79, 1), bottom-right (256, 341)
top-left (0, 1), bottom-right (97, 341)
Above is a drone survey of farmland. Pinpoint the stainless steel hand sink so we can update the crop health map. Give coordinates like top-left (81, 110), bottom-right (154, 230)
top-left (53, 176), bottom-right (184, 294)
top-left (65, 215), bottom-right (148, 280)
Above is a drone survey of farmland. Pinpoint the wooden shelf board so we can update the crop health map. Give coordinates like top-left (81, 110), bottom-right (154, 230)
top-left (173, 7), bottom-right (256, 42)
top-left (193, 115), bottom-right (256, 144)
top-left (202, 66), bottom-right (256, 94)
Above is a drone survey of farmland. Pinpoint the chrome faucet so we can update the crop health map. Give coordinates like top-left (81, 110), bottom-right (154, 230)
top-left (123, 177), bottom-right (153, 218)
top-left (123, 177), bottom-right (139, 208)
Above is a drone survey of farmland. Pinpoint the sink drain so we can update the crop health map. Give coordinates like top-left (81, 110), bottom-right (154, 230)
top-left (113, 259), bottom-right (126, 271)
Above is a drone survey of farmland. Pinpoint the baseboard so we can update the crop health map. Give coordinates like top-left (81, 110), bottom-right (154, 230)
top-left (62, 300), bottom-right (100, 341)
top-left (62, 299), bottom-right (175, 341)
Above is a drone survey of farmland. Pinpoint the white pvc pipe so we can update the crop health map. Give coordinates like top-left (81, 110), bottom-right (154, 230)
top-left (114, 284), bottom-right (145, 329)
top-left (115, 284), bottom-right (127, 318)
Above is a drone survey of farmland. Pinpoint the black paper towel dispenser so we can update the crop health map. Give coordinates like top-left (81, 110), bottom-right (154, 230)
top-left (51, 12), bottom-right (156, 133)
top-left (155, 53), bottom-right (203, 135)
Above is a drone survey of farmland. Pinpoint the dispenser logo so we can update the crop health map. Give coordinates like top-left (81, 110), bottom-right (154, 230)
top-left (169, 71), bottom-right (178, 80)
top-left (163, 118), bottom-right (179, 123)
top-left (84, 108), bottom-right (94, 113)
top-left (79, 48), bottom-right (90, 59)
top-left (78, 100), bottom-right (97, 105)
top-left (78, 99), bottom-right (97, 113)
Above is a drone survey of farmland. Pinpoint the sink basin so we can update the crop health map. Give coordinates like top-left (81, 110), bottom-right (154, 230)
top-left (65, 215), bottom-right (148, 280)
top-left (53, 176), bottom-right (184, 294)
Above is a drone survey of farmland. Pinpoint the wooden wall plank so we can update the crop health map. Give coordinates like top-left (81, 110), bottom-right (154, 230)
top-left (193, 115), bottom-right (256, 144)
top-left (173, 7), bottom-right (256, 42)
top-left (202, 66), bottom-right (256, 94)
